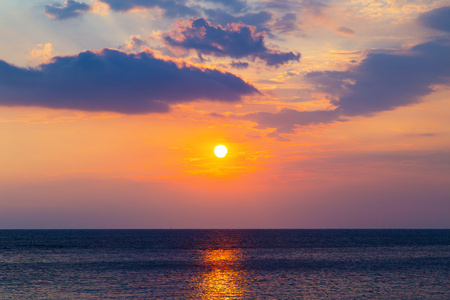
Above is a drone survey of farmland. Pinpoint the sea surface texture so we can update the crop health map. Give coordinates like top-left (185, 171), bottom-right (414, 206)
top-left (0, 229), bottom-right (449, 299)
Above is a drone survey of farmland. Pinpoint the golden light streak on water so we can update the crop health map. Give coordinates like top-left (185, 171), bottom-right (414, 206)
top-left (195, 249), bottom-right (248, 299)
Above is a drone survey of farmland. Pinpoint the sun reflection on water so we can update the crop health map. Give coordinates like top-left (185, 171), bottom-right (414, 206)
top-left (196, 249), bottom-right (248, 299)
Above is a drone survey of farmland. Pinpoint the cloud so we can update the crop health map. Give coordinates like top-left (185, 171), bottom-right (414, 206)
top-left (98, 0), bottom-right (199, 17)
top-left (241, 7), bottom-right (450, 138)
top-left (164, 18), bottom-right (300, 66)
top-left (323, 150), bottom-right (450, 170)
top-left (204, 9), bottom-right (272, 32)
top-left (263, 0), bottom-right (327, 19)
top-left (230, 60), bottom-right (249, 69)
top-left (29, 43), bottom-right (53, 65)
top-left (273, 13), bottom-right (300, 33)
top-left (209, 112), bottom-right (226, 118)
top-left (300, 0), bottom-right (328, 18)
top-left (204, 9), bottom-right (301, 35)
top-left (263, 0), bottom-right (302, 11)
top-left (309, 39), bottom-right (450, 117)
top-left (244, 108), bottom-right (341, 134)
top-left (205, 0), bottom-right (247, 13)
top-left (0, 48), bottom-right (258, 114)
top-left (418, 6), bottom-right (450, 33)
top-left (44, 0), bottom-right (91, 20)
top-left (242, 38), bottom-right (450, 137)
top-left (119, 35), bottom-right (149, 52)
top-left (336, 26), bottom-right (355, 36)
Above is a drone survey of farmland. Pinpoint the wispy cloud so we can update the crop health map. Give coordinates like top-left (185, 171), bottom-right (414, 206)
top-left (272, 13), bottom-right (300, 33)
top-left (244, 108), bottom-right (341, 134)
top-left (336, 26), bottom-right (355, 36)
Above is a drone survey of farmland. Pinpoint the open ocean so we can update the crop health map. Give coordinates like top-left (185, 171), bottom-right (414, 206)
top-left (0, 229), bottom-right (449, 299)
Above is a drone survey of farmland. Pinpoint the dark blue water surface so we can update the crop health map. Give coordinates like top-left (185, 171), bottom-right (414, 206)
top-left (0, 230), bottom-right (449, 299)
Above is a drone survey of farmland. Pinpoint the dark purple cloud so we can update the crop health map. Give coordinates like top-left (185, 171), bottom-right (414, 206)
top-left (242, 38), bottom-right (450, 137)
top-left (44, 0), bottom-right (90, 20)
top-left (258, 51), bottom-right (301, 66)
top-left (418, 6), bottom-right (450, 32)
top-left (98, 0), bottom-right (199, 17)
top-left (230, 60), bottom-right (249, 69)
top-left (164, 18), bottom-right (300, 66)
top-left (0, 48), bottom-right (258, 114)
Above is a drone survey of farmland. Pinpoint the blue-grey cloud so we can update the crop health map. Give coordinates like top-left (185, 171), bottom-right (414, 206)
top-left (98, 0), bottom-right (199, 17)
top-left (336, 26), bottom-right (355, 36)
top-left (418, 6), bottom-right (450, 32)
top-left (205, 0), bottom-right (247, 13)
top-left (262, 0), bottom-right (299, 11)
top-left (264, 0), bottom-right (328, 15)
top-left (118, 35), bottom-right (149, 52)
top-left (300, 0), bottom-right (328, 17)
top-left (0, 48), bottom-right (258, 114)
top-left (308, 39), bottom-right (450, 117)
top-left (273, 13), bottom-right (299, 33)
top-left (242, 7), bottom-right (450, 138)
top-left (204, 9), bottom-right (272, 32)
top-left (324, 150), bottom-right (450, 169)
top-left (164, 18), bottom-right (300, 66)
top-left (44, 0), bottom-right (90, 20)
top-left (230, 61), bottom-right (249, 69)
top-left (244, 108), bottom-right (341, 134)
top-left (242, 39), bottom-right (450, 137)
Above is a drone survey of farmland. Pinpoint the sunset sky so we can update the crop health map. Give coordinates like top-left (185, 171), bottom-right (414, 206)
top-left (1, 0), bottom-right (449, 229)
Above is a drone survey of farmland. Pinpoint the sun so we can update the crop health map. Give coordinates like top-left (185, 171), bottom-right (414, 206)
top-left (214, 145), bottom-right (227, 158)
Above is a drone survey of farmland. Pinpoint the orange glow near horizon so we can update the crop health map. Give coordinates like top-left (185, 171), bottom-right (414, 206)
top-left (0, 1), bottom-right (449, 229)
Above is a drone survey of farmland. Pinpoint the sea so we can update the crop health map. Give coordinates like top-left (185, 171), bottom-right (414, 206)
top-left (0, 229), bottom-right (449, 299)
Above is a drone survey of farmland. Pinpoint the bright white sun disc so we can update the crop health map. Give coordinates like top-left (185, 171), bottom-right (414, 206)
top-left (214, 145), bottom-right (227, 158)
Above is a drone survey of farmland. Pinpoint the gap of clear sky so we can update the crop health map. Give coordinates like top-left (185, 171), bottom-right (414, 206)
top-left (0, 0), bottom-right (449, 229)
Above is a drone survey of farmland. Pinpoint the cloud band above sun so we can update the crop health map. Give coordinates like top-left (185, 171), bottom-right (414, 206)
top-left (0, 48), bottom-right (258, 114)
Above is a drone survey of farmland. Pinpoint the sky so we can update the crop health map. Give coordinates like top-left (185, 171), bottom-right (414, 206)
top-left (1, 0), bottom-right (449, 229)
